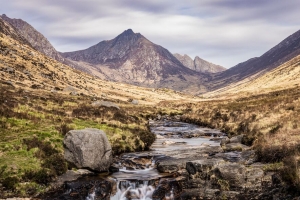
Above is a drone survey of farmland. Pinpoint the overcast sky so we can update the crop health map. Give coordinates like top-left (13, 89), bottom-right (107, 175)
top-left (1, 0), bottom-right (300, 68)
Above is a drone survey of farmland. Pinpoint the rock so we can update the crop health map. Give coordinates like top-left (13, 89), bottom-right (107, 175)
top-left (162, 140), bottom-right (176, 145)
top-left (69, 91), bottom-right (78, 96)
top-left (157, 114), bottom-right (162, 120)
top-left (156, 134), bottom-right (165, 139)
top-left (230, 134), bottom-right (244, 143)
top-left (220, 137), bottom-right (230, 146)
top-left (63, 128), bottom-right (113, 172)
top-left (157, 159), bottom-right (185, 173)
top-left (223, 143), bottom-right (250, 152)
top-left (131, 99), bottom-right (139, 105)
top-left (91, 100), bottom-right (120, 110)
top-left (5, 67), bottom-right (14, 73)
top-left (152, 179), bottom-right (182, 199)
top-left (216, 163), bottom-right (246, 190)
top-left (2, 80), bottom-right (14, 87)
top-left (63, 85), bottom-right (77, 93)
top-left (52, 169), bottom-right (94, 188)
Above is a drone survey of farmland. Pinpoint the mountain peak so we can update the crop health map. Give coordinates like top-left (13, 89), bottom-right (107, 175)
top-left (121, 29), bottom-right (135, 36)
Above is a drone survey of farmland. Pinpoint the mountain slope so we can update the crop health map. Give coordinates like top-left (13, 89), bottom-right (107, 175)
top-left (205, 54), bottom-right (300, 98)
top-left (174, 53), bottom-right (226, 73)
top-left (0, 16), bottom-right (31, 47)
top-left (61, 29), bottom-right (207, 92)
top-left (209, 29), bottom-right (300, 91)
top-left (1, 14), bottom-right (93, 74)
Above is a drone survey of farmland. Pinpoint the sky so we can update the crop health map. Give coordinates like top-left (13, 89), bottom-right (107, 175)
top-left (1, 0), bottom-right (300, 68)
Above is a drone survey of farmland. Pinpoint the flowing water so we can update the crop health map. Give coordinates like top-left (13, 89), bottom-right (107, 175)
top-left (47, 120), bottom-right (224, 200)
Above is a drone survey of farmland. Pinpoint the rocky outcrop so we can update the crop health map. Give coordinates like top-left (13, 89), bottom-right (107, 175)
top-left (0, 16), bottom-right (32, 47)
top-left (173, 53), bottom-right (195, 70)
top-left (174, 53), bottom-right (226, 74)
top-left (63, 128), bottom-right (113, 172)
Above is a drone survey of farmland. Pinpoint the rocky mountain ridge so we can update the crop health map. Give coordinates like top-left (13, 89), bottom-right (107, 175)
top-left (173, 53), bottom-right (226, 73)
top-left (61, 29), bottom-right (208, 93)
top-left (1, 14), bottom-right (93, 74)
top-left (0, 15), bottom-right (32, 47)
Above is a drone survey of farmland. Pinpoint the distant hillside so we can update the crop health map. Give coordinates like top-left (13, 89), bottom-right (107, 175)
top-left (173, 53), bottom-right (226, 73)
top-left (204, 54), bottom-right (300, 98)
top-left (209, 29), bottom-right (300, 91)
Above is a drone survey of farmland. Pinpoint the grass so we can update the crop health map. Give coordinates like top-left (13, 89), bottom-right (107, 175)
top-left (160, 86), bottom-right (300, 191)
top-left (0, 86), bottom-right (157, 197)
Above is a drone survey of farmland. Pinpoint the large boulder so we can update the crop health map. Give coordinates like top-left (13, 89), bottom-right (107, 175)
top-left (91, 100), bottom-right (120, 110)
top-left (63, 128), bottom-right (113, 172)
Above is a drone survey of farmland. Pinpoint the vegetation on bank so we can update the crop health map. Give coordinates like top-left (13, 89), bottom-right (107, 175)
top-left (160, 86), bottom-right (300, 191)
top-left (0, 86), bottom-right (161, 197)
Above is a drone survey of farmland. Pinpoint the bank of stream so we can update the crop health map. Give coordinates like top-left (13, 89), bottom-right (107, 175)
top-left (44, 120), bottom-right (290, 199)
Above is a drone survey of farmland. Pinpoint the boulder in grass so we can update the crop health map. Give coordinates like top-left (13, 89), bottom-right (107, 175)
top-left (91, 100), bottom-right (120, 110)
top-left (63, 128), bottom-right (113, 172)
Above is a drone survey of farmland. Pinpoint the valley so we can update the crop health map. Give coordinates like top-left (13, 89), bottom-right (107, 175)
top-left (0, 12), bottom-right (300, 199)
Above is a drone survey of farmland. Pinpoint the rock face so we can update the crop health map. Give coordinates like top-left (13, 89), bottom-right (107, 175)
top-left (61, 29), bottom-right (207, 93)
top-left (63, 128), bottom-right (113, 172)
top-left (174, 53), bottom-right (226, 74)
top-left (0, 16), bottom-right (31, 47)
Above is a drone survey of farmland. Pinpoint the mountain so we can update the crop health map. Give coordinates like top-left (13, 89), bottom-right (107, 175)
top-left (0, 16), bottom-right (31, 47)
top-left (1, 14), bottom-right (92, 74)
top-left (173, 53), bottom-right (226, 73)
top-left (61, 29), bottom-right (207, 92)
top-left (209, 29), bottom-right (300, 91)
top-left (0, 26), bottom-right (189, 103)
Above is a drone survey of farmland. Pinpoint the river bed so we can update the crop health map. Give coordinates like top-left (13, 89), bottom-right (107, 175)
top-left (45, 120), bottom-right (242, 200)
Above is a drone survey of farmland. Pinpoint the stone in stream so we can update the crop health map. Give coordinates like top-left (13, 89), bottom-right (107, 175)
top-left (63, 128), bottom-right (113, 172)
top-left (152, 179), bottom-right (182, 199)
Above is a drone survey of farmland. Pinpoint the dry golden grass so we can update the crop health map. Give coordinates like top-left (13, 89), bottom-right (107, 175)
top-left (204, 55), bottom-right (300, 99)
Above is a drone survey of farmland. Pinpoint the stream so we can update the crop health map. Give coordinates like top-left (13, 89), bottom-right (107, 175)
top-left (45, 120), bottom-right (230, 200)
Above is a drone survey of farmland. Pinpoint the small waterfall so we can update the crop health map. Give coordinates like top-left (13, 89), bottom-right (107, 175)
top-left (111, 180), bottom-right (155, 200)
top-left (86, 191), bottom-right (95, 200)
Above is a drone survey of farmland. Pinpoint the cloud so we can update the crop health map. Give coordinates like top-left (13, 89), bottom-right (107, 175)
top-left (0, 0), bottom-right (299, 68)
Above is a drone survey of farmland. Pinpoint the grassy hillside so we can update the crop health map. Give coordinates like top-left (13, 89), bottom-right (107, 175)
top-left (205, 54), bottom-right (300, 98)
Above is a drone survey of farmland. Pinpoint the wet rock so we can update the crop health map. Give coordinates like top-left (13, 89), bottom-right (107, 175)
top-left (157, 159), bottom-right (185, 173)
top-left (52, 169), bottom-right (94, 188)
top-left (181, 188), bottom-right (220, 199)
top-left (64, 128), bottom-right (113, 172)
top-left (91, 100), bottom-right (120, 110)
top-left (62, 179), bottom-right (113, 200)
top-left (152, 179), bottom-right (182, 199)
top-left (215, 163), bottom-right (246, 190)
